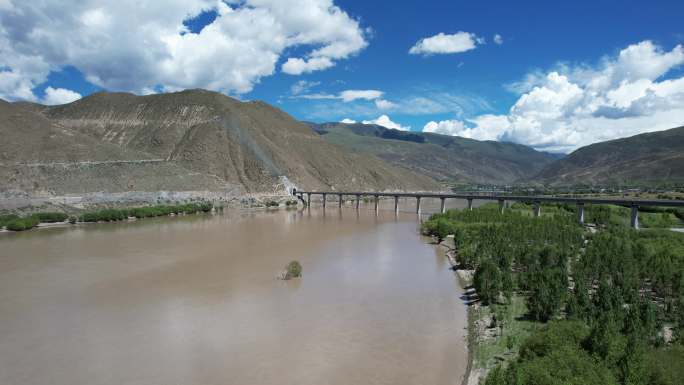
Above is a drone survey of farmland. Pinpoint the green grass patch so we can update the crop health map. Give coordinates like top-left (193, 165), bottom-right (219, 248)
top-left (473, 296), bottom-right (540, 371)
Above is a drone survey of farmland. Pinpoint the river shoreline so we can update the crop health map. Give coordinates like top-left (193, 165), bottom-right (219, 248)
top-left (0, 194), bottom-right (298, 233)
top-left (433, 238), bottom-right (482, 385)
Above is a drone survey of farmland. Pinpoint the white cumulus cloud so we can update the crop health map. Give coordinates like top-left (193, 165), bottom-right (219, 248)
top-left (282, 57), bottom-right (334, 75)
top-left (340, 118), bottom-right (356, 123)
top-left (423, 41), bottom-right (684, 153)
top-left (362, 115), bottom-right (410, 131)
top-left (374, 99), bottom-right (396, 109)
top-left (290, 80), bottom-right (321, 95)
top-left (295, 89), bottom-right (383, 102)
top-left (493, 34), bottom-right (503, 45)
top-left (339, 89), bottom-right (383, 102)
top-left (0, 0), bottom-right (368, 101)
top-left (423, 119), bottom-right (466, 136)
top-left (42, 87), bottom-right (82, 105)
top-left (409, 32), bottom-right (483, 55)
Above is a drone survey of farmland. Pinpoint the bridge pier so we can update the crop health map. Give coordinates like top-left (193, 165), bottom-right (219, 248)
top-left (307, 193), bottom-right (311, 207)
top-left (374, 195), bottom-right (379, 212)
top-left (440, 197), bottom-right (446, 214)
top-left (322, 193), bottom-right (327, 209)
top-left (498, 199), bottom-right (505, 214)
top-left (338, 194), bottom-right (343, 208)
top-left (577, 202), bottom-right (584, 224)
top-left (394, 196), bottom-right (399, 214)
top-left (533, 201), bottom-right (541, 217)
top-left (355, 194), bottom-right (360, 210)
top-left (631, 205), bottom-right (639, 229)
top-left (467, 198), bottom-right (473, 211)
top-left (416, 196), bottom-right (422, 215)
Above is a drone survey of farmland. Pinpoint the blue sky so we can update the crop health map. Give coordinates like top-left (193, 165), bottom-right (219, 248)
top-left (2, 0), bottom-right (684, 152)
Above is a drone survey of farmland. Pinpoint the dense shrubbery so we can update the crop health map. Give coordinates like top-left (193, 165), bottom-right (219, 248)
top-left (422, 203), bottom-right (684, 385)
top-left (421, 216), bottom-right (454, 243)
top-left (1, 202), bottom-right (213, 231)
top-left (33, 212), bottom-right (69, 223)
top-left (0, 214), bottom-right (20, 228)
top-left (2, 212), bottom-right (66, 231)
top-left (286, 260), bottom-right (302, 278)
top-left (5, 216), bottom-right (40, 231)
top-left (80, 202), bottom-right (213, 222)
top-left (80, 208), bottom-right (129, 222)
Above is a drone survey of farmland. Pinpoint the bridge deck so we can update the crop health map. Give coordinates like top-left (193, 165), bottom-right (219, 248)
top-left (294, 191), bottom-right (684, 208)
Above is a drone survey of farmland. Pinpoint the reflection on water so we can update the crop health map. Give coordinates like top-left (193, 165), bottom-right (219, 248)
top-left (0, 204), bottom-right (468, 385)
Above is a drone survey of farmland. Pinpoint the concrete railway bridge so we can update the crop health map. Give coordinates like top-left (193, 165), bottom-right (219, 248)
top-left (292, 189), bottom-right (684, 230)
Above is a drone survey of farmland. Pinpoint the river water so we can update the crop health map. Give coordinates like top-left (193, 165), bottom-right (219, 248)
top-left (0, 200), bottom-right (469, 385)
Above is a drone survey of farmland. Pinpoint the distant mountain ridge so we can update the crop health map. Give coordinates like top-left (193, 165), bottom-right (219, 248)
top-left (534, 126), bottom-right (684, 186)
top-left (2, 89), bottom-right (681, 208)
top-left (0, 90), bottom-right (439, 205)
top-left (308, 122), bottom-right (558, 184)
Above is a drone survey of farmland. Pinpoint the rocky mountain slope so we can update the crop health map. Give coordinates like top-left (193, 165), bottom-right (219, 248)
top-left (0, 90), bottom-right (439, 204)
top-left (534, 126), bottom-right (684, 186)
top-left (309, 122), bottom-right (557, 184)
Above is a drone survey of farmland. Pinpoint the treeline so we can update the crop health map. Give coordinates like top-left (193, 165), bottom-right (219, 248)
top-left (0, 202), bottom-right (213, 231)
top-left (514, 202), bottom-right (684, 228)
top-left (0, 212), bottom-right (69, 231)
top-left (424, 206), bottom-right (583, 316)
top-left (79, 202), bottom-right (212, 222)
top-left (422, 203), bottom-right (684, 385)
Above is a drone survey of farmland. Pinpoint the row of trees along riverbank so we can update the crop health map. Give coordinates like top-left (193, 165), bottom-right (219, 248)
top-left (422, 202), bottom-right (684, 385)
top-left (0, 202), bottom-right (214, 231)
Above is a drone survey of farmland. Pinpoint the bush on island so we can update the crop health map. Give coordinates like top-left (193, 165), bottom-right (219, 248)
top-left (285, 260), bottom-right (302, 279)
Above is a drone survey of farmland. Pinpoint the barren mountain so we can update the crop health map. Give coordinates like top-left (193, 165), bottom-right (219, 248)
top-left (0, 90), bottom-right (439, 204)
top-left (309, 122), bottom-right (557, 184)
top-left (534, 126), bottom-right (684, 186)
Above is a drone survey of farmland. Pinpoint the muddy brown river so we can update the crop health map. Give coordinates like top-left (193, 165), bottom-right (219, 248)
top-left (0, 200), bottom-right (469, 385)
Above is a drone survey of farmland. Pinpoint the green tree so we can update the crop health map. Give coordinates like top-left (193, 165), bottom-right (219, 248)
top-left (422, 216), bottom-right (453, 244)
top-left (499, 321), bottom-right (618, 385)
top-left (475, 260), bottom-right (502, 305)
top-left (526, 247), bottom-right (568, 322)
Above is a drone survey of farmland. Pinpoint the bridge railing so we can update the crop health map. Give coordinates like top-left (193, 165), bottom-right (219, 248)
top-left (291, 189), bottom-right (684, 229)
